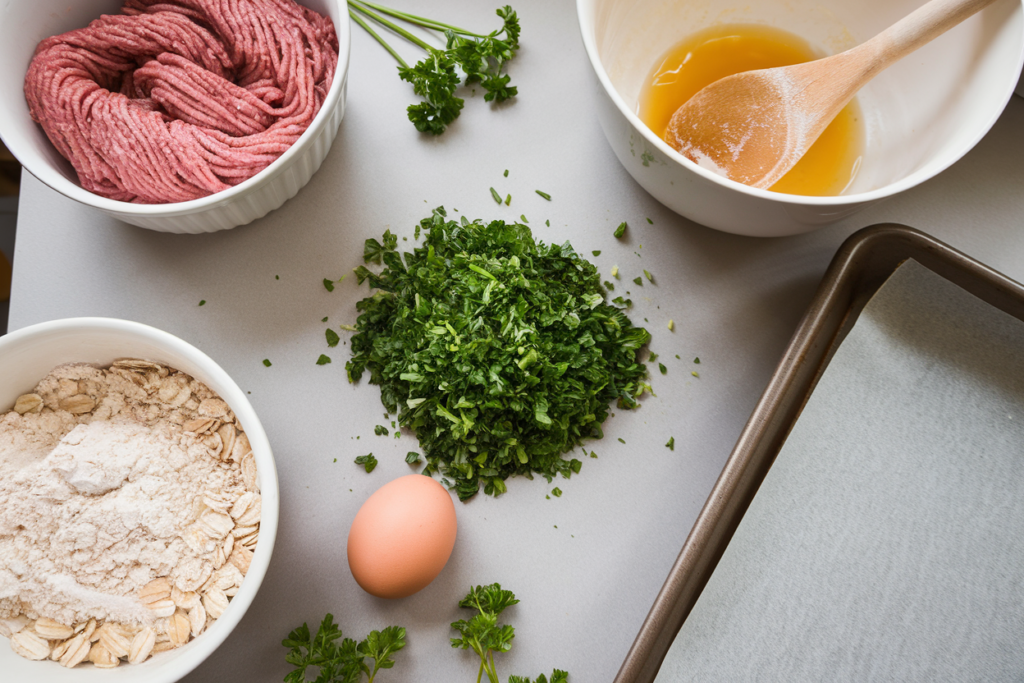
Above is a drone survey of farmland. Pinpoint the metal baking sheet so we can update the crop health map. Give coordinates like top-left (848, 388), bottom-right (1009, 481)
top-left (614, 223), bottom-right (1024, 683)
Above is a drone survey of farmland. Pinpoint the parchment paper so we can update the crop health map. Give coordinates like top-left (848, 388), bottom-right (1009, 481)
top-left (657, 259), bottom-right (1024, 681)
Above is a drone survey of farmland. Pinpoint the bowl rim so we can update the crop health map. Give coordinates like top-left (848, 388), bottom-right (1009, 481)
top-left (0, 317), bottom-right (278, 681)
top-left (575, 0), bottom-right (1024, 207)
top-left (2, 0), bottom-right (350, 217)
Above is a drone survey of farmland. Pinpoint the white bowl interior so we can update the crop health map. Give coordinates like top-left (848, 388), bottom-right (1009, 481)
top-left (0, 319), bottom-right (277, 682)
top-left (593, 0), bottom-right (1024, 197)
top-left (0, 0), bottom-right (345, 218)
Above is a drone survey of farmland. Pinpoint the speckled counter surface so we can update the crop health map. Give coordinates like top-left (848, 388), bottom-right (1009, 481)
top-left (9, 1), bottom-right (1024, 680)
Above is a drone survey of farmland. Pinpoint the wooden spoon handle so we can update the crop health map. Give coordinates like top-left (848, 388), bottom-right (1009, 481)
top-left (864, 0), bottom-right (1001, 72)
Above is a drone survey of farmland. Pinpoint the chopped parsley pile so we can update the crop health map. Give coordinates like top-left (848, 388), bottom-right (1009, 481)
top-left (346, 208), bottom-right (650, 500)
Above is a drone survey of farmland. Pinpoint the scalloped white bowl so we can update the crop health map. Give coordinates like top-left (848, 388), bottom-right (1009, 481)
top-left (0, 0), bottom-right (349, 233)
top-left (578, 0), bottom-right (1024, 236)
top-left (0, 318), bottom-right (278, 682)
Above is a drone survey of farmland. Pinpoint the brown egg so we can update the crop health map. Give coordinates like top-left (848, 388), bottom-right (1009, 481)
top-left (347, 474), bottom-right (457, 599)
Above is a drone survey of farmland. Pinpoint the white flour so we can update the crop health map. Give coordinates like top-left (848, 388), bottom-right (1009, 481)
top-left (0, 362), bottom-right (253, 629)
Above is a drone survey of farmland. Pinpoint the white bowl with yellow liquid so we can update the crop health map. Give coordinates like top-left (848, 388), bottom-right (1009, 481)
top-left (578, 0), bottom-right (1024, 236)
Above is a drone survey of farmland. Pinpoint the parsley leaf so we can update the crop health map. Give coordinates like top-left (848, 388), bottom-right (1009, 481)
top-left (347, 207), bottom-right (650, 500)
top-left (317, 355), bottom-right (332, 365)
top-left (283, 614), bottom-right (405, 683)
top-left (351, 2), bottom-right (520, 135)
top-left (451, 584), bottom-right (569, 683)
top-left (659, 363), bottom-right (667, 375)
top-left (327, 329), bottom-right (341, 348)
top-left (405, 451), bottom-right (421, 464)
top-left (614, 222), bottom-right (626, 238)
top-left (355, 454), bottom-right (378, 473)
top-left (666, 436), bottom-right (675, 451)
top-left (374, 425), bottom-right (389, 436)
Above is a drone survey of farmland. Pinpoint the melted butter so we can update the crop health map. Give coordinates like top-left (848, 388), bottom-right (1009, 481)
top-left (639, 24), bottom-right (863, 196)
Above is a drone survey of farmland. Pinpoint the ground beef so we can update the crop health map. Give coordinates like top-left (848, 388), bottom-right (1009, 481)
top-left (24, 0), bottom-right (338, 204)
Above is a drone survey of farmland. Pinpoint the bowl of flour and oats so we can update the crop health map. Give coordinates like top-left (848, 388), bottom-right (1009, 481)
top-left (0, 317), bottom-right (277, 680)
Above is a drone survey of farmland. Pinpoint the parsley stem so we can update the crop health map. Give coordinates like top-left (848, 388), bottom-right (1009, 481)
top-left (349, 0), bottom-right (435, 52)
top-left (348, 8), bottom-right (408, 67)
top-left (351, 0), bottom-right (485, 38)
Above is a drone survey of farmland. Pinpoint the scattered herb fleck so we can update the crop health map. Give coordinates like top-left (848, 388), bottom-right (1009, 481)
top-left (666, 437), bottom-right (675, 451)
top-left (692, 371), bottom-right (700, 378)
top-left (675, 354), bottom-right (680, 359)
top-left (694, 357), bottom-right (700, 364)
top-left (405, 452), bottom-right (421, 464)
top-left (535, 190), bottom-right (551, 201)
top-left (323, 278), bottom-right (335, 292)
top-left (604, 281), bottom-right (614, 291)
top-left (490, 187), bottom-right (502, 204)
top-left (668, 319), bottom-right (675, 331)
top-left (646, 217), bottom-right (653, 224)
top-left (322, 316), bottom-right (329, 323)
top-left (633, 276), bottom-right (643, 287)
top-left (659, 363), bottom-right (667, 375)
top-left (551, 487), bottom-right (562, 497)
top-left (317, 354), bottom-right (332, 365)
top-left (611, 266), bottom-right (619, 279)
top-left (263, 359), bottom-right (272, 367)
top-left (276, 275), bottom-right (280, 280)
top-left (355, 454), bottom-right (378, 473)
top-left (545, 220), bottom-right (550, 226)
top-left (347, 207), bottom-right (650, 500)
top-left (592, 250), bottom-right (601, 257)
top-left (649, 352), bottom-right (659, 362)
top-left (617, 438), bottom-right (625, 444)
top-left (505, 194), bottom-right (511, 206)
top-left (520, 214), bottom-right (529, 224)
top-left (326, 329), bottom-right (341, 348)
top-left (283, 614), bottom-right (405, 683)
top-left (504, 169), bottom-right (509, 177)
top-left (340, 324), bottom-right (358, 332)
top-left (643, 269), bottom-right (654, 283)
top-left (613, 222), bottom-right (627, 238)
top-left (199, 300), bottom-right (206, 306)
top-left (374, 425), bottom-right (389, 436)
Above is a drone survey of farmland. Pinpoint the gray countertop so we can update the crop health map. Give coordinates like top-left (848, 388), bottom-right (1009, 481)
top-left (9, 1), bottom-right (1024, 680)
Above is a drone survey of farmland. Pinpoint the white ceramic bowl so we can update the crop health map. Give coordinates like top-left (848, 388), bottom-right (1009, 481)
top-left (578, 0), bottom-right (1024, 237)
top-left (0, 0), bottom-right (349, 234)
top-left (0, 318), bottom-right (278, 682)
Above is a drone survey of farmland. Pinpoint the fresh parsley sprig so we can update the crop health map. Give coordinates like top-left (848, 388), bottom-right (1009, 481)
top-left (347, 1), bottom-right (521, 134)
top-left (283, 615), bottom-right (405, 683)
top-left (451, 584), bottom-right (569, 683)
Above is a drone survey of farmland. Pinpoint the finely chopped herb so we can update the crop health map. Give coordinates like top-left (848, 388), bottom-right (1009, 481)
top-left (490, 187), bottom-right (502, 203)
top-left (326, 329), bottom-right (341, 347)
top-left (406, 452), bottom-right (421, 464)
top-left (263, 359), bottom-right (272, 367)
top-left (659, 363), bottom-right (667, 375)
top-left (633, 276), bottom-right (643, 287)
top-left (666, 437), bottom-right (675, 451)
top-left (375, 425), bottom-right (389, 436)
top-left (317, 354), bottom-right (332, 365)
top-left (643, 270), bottom-right (653, 283)
top-left (347, 207), bottom-right (650, 500)
top-left (613, 222), bottom-right (626, 238)
top-left (535, 190), bottom-right (551, 200)
top-left (592, 250), bottom-right (601, 257)
top-left (199, 299), bottom-right (206, 306)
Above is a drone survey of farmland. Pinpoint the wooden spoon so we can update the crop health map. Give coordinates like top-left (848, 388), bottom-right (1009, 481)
top-left (665, 0), bottom-right (1000, 190)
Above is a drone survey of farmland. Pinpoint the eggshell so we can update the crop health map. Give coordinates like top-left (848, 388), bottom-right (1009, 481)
top-left (347, 474), bottom-right (457, 599)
